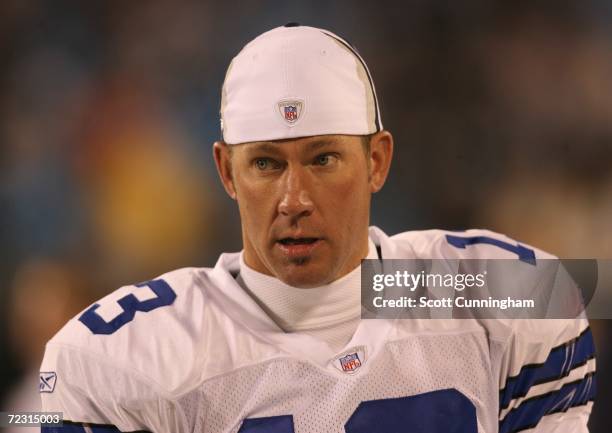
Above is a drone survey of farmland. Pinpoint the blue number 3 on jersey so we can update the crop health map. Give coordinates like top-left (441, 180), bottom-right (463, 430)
top-left (78, 279), bottom-right (176, 335)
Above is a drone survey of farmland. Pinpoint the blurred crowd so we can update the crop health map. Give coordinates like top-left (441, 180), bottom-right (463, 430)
top-left (0, 0), bottom-right (610, 430)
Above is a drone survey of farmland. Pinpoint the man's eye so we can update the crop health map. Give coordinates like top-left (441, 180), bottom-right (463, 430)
top-left (254, 158), bottom-right (277, 170)
top-left (315, 154), bottom-right (336, 166)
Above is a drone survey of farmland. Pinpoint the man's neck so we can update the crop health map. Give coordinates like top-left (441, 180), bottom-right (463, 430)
top-left (236, 238), bottom-right (377, 352)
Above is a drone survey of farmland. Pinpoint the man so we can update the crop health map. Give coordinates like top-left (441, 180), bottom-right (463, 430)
top-left (40, 24), bottom-right (595, 432)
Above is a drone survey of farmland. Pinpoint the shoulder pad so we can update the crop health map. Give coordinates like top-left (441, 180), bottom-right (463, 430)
top-left (391, 228), bottom-right (556, 261)
top-left (45, 267), bottom-right (210, 395)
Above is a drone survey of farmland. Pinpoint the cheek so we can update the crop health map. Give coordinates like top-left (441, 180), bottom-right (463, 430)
top-left (236, 179), bottom-right (276, 227)
top-left (322, 173), bottom-right (370, 218)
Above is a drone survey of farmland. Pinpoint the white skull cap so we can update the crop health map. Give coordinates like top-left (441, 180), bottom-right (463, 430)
top-left (220, 23), bottom-right (382, 145)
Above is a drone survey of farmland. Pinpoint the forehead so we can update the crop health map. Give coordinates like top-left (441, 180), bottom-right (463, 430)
top-left (232, 134), bottom-right (361, 155)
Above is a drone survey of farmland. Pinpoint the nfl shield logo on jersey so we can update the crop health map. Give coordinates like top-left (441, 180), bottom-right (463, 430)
top-left (334, 348), bottom-right (366, 374)
top-left (277, 99), bottom-right (303, 125)
top-left (340, 353), bottom-right (361, 372)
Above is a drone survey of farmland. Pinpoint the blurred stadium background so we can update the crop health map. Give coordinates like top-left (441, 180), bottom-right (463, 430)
top-left (0, 0), bottom-right (610, 430)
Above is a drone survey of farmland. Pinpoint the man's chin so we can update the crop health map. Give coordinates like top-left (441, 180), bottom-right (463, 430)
top-left (274, 260), bottom-right (335, 288)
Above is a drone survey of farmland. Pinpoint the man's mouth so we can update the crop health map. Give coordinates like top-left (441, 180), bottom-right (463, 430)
top-left (278, 237), bottom-right (319, 245)
top-left (276, 237), bottom-right (322, 258)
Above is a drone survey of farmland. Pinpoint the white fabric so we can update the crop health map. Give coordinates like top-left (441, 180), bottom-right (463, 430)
top-left (236, 238), bottom-right (377, 352)
top-left (40, 227), bottom-right (595, 433)
top-left (220, 25), bottom-right (381, 144)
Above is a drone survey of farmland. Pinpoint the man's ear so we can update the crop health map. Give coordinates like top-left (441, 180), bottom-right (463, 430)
top-left (213, 141), bottom-right (237, 200)
top-left (368, 130), bottom-right (394, 193)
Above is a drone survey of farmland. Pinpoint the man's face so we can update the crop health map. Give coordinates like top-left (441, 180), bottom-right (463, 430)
top-left (214, 133), bottom-right (392, 288)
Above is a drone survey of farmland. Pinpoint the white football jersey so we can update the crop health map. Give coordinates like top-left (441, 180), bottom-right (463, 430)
top-left (40, 227), bottom-right (596, 433)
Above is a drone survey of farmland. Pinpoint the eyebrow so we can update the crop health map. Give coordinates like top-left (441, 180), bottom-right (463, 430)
top-left (308, 139), bottom-right (336, 150)
top-left (242, 138), bottom-right (339, 154)
top-left (243, 143), bottom-right (283, 155)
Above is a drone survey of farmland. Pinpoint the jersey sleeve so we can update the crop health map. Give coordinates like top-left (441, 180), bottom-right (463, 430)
top-left (38, 268), bottom-right (208, 433)
top-left (489, 318), bottom-right (596, 433)
top-left (40, 342), bottom-right (171, 432)
top-left (421, 229), bottom-right (597, 432)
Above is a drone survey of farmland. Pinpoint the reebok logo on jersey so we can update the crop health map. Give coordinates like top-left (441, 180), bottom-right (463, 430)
top-left (39, 372), bottom-right (57, 393)
top-left (334, 347), bottom-right (366, 374)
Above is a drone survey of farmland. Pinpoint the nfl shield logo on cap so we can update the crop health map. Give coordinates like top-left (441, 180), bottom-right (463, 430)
top-left (277, 99), bottom-right (304, 125)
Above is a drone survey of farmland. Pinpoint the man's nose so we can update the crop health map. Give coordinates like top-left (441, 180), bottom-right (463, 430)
top-left (277, 166), bottom-right (314, 219)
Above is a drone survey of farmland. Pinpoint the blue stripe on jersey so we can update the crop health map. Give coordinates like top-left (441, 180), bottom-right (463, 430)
top-left (42, 422), bottom-right (147, 432)
top-left (238, 415), bottom-right (295, 433)
top-left (88, 426), bottom-right (123, 432)
top-left (499, 327), bottom-right (595, 411)
top-left (42, 426), bottom-right (88, 433)
top-left (499, 372), bottom-right (596, 433)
